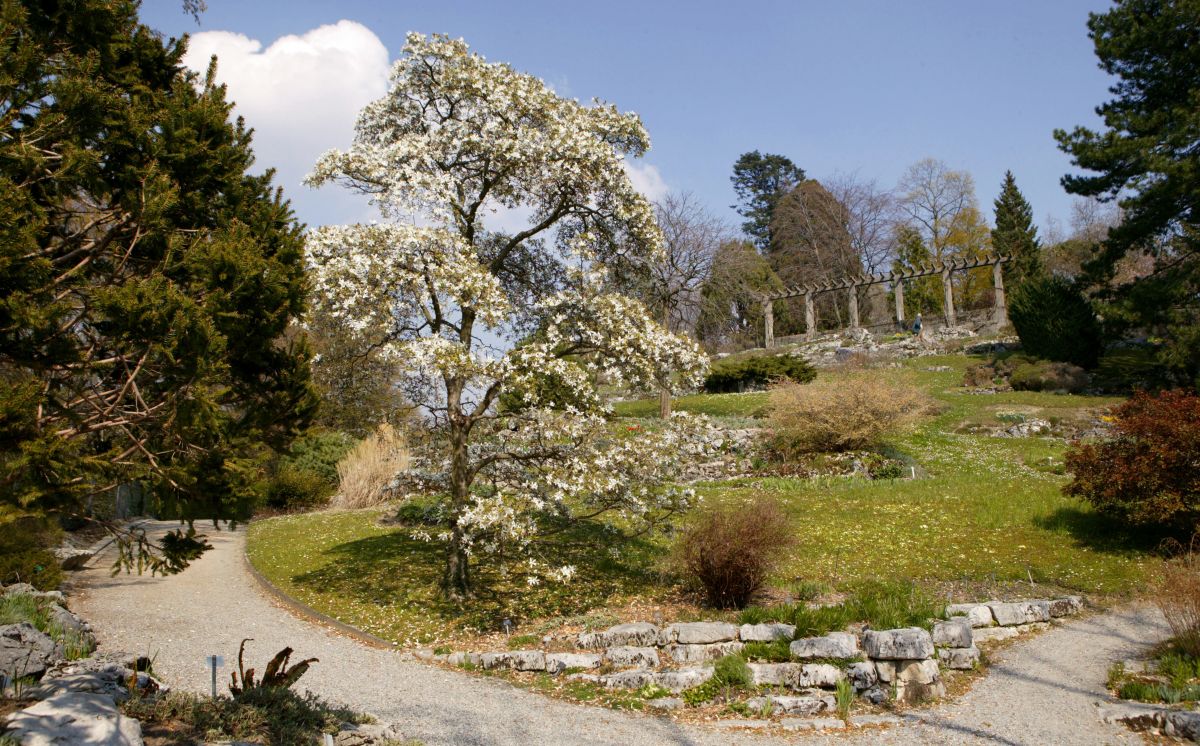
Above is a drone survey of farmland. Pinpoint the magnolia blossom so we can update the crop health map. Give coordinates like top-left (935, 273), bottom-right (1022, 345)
top-left (305, 33), bottom-right (712, 595)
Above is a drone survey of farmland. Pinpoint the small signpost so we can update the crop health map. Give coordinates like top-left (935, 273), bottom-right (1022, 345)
top-left (204, 655), bottom-right (224, 699)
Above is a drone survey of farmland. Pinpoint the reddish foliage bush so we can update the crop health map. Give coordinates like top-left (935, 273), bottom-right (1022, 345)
top-left (1064, 390), bottom-right (1200, 529)
top-left (674, 497), bottom-right (796, 609)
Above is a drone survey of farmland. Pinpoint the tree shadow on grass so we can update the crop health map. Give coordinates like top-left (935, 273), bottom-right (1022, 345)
top-left (1034, 506), bottom-right (1174, 556)
top-left (290, 519), bottom-right (672, 635)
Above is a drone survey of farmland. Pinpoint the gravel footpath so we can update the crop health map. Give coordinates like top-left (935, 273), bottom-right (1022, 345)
top-left (73, 522), bottom-right (1166, 745)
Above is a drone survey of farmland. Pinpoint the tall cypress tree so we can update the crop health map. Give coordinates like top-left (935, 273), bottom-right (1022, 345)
top-left (0, 0), bottom-right (318, 571)
top-left (991, 171), bottom-right (1044, 287)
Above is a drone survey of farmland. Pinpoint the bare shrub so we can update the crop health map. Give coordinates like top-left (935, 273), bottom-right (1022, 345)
top-left (332, 424), bottom-right (410, 510)
top-left (674, 497), bottom-right (796, 609)
top-left (765, 369), bottom-right (935, 456)
top-left (1155, 538), bottom-right (1200, 657)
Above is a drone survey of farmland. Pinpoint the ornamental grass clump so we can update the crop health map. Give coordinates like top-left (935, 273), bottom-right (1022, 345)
top-left (1153, 539), bottom-right (1200, 657)
top-left (674, 496), bottom-right (796, 609)
top-left (764, 369), bottom-right (934, 457)
top-left (333, 425), bottom-right (410, 510)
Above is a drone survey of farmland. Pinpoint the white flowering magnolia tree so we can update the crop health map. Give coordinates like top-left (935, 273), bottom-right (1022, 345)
top-left (306, 34), bottom-right (714, 600)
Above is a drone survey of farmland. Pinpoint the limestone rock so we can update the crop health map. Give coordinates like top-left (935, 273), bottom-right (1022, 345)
top-left (862, 686), bottom-right (889, 705)
top-left (987, 600), bottom-right (1050, 626)
top-left (544, 652), bottom-right (602, 674)
top-left (781, 717), bottom-right (846, 731)
top-left (789, 632), bottom-right (858, 659)
top-left (945, 604), bottom-right (995, 628)
top-left (5, 691), bottom-right (142, 745)
top-left (937, 646), bottom-right (981, 670)
top-left (665, 641), bottom-right (742, 664)
top-left (847, 661), bottom-right (878, 690)
top-left (0, 622), bottom-right (62, 680)
top-left (748, 662), bottom-right (798, 686)
top-left (739, 623), bottom-right (795, 642)
top-left (795, 663), bottom-right (844, 688)
top-left (862, 627), bottom-right (934, 660)
top-left (1048, 596), bottom-right (1083, 617)
top-left (605, 646), bottom-right (659, 668)
top-left (972, 626), bottom-right (1019, 644)
top-left (660, 622), bottom-right (738, 645)
top-left (932, 619), bottom-right (973, 649)
top-left (877, 659), bottom-right (944, 704)
top-left (480, 650), bottom-right (544, 671)
top-left (601, 668), bottom-right (655, 689)
top-left (578, 622), bottom-right (659, 649)
top-left (444, 652), bottom-right (481, 667)
top-left (335, 722), bottom-right (404, 746)
top-left (654, 667), bottom-right (713, 692)
top-left (747, 693), bottom-right (833, 716)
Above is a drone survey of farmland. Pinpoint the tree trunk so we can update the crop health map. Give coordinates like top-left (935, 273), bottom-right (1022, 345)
top-left (659, 387), bottom-right (672, 418)
top-left (443, 398), bottom-right (473, 600)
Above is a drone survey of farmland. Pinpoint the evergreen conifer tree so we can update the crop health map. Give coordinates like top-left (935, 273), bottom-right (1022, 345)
top-left (0, 0), bottom-right (317, 571)
top-left (991, 171), bottom-right (1044, 287)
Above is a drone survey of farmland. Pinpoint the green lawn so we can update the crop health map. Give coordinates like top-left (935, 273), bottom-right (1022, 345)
top-left (247, 353), bottom-right (1163, 646)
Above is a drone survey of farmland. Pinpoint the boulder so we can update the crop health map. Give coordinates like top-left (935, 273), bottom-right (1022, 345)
top-left (601, 668), bottom-right (656, 689)
top-left (789, 632), bottom-right (858, 659)
top-left (5, 691), bottom-right (142, 745)
top-left (937, 646), bottom-right (981, 670)
top-left (945, 604), bottom-right (995, 628)
top-left (1048, 596), bottom-right (1083, 617)
top-left (645, 697), bottom-right (683, 712)
top-left (746, 693), bottom-right (833, 716)
top-left (665, 641), bottom-right (742, 664)
top-left (27, 655), bottom-right (163, 703)
top-left (53, 546), bottom-right (94, 571)
top-left (444, 652), bottom-right (481, 667)
top-left (932, 619), bottom-right (973, 649)
top-left (0, 622), bottom-right (62, 680)
top-left (847, 661), bottom-right (878, 690)
top-left (604, 646), bottom-right (659, 668)
top-left (660, 622), bottom-right (738, 645)
top-left (479, 650), bottom-right (544, 671)
top-left (875, 659), bottom-right (944, 704)
top-left (987, 600), bottom-right (1050, 626)
top-left (739, 623), bottom-right (795, 642)
top-left (972, 626), bottom-right (1019, 644)
top-left (334, 722), bottom-right (404, 746)
top-left (544, 652), bottom-right (602, 674)
top-left (654, 667), bottom-right (713, 692)
top-left (578, 622), bottom-right (659, 648)
top-left (862, 628), bottom-right (934, 660)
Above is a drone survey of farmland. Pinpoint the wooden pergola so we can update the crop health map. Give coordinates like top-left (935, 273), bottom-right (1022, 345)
top-left (762, 254), bottom-right (1010, 347)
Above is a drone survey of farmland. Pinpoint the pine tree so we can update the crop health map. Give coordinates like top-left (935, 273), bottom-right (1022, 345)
top-left (0, 0), bottom-right (317, 570)
top-left (991, 171), bottom-right (1043, 287)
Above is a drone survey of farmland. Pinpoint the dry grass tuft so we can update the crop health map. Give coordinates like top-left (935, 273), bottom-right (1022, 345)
top-left (765, 369), bottom-right (935, 456)
top-left (332, 424), bottom-right (410, 510)
top-left (1155, 538), bottom-right (1200, 657)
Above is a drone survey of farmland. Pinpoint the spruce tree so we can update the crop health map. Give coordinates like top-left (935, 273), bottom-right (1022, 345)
top-left (0, 0), bottom-right (317, 571)
top-left (991, 171), bottom-right (1043, 287)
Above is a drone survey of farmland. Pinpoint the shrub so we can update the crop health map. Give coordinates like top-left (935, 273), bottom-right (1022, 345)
top-left (1009, 274), bottom-right (1102, 368)
top-left (263, 468), bottom-right (332, 512)
top-left (333, 424), bottom-right (410, 509)
top-left (281, 430), bottom-right (355, 487)
top-left (1064, 390), bottom-right (1200, 529)
top-left (764, 370), bottom-right (934, 456)
top-left (674, 496), bottom-right (796, 609)
top-left (1153, 541), bottom-right (1200, 657)
top-left (1010, 360), bottom-right (1089, 393)
top-left (0, 512), bottom-right (63, 590)
top-left (703, 352), bottom-right (816, 394)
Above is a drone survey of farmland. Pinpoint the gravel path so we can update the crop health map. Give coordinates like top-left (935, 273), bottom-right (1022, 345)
top-left (73, 522), bottom-right (1167, 745)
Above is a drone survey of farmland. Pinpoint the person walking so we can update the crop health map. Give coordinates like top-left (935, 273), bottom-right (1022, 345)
top-left (913, 313), bottom-right (923, 336)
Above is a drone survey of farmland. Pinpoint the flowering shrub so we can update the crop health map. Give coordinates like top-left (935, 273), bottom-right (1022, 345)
top-left (1064, 390), bottom-right (1200, 529)
top-left (673, 496), bottom-right (796, 609)
top-left (764, 370), bottom-right (934, 456)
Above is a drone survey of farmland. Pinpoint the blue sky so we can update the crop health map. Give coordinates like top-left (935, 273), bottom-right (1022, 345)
top-left (142, 0), bottom-right (1115, 236)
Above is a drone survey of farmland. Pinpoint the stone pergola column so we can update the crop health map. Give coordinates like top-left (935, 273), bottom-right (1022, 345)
top-left (992, 260), bottom-right (1007, 325)
top-left (941, 266), bottom-right (957, 327)
top-left (804, 292), bottom-right (816, 340)
top-left (894, 279), bottom-right (906, 327)
top-left (848, 284), bottom-right (860, 329)
top-left (763, 298), bottom-right (774, 349)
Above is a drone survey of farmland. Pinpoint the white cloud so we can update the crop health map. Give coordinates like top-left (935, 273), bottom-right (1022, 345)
top-left (623, 161), bottom-right (669, 202)
top-left (182, 21), bottom-right (391, 224)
